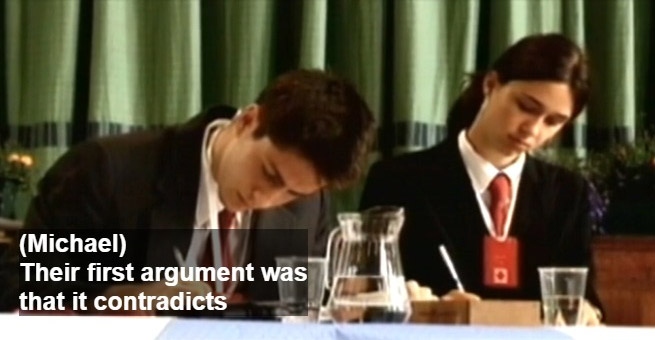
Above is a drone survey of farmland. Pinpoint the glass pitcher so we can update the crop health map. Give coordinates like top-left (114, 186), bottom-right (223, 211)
top-left (325, 206), bottom-right (411, 323)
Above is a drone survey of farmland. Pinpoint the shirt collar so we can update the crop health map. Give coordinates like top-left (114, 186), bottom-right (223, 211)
top-left (457, 130), bottom-right (525, 194)
top-left (197, 110), bottom-right (246, 228)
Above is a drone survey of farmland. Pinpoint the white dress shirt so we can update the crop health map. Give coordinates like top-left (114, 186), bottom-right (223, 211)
top-left (183, 113), bottom-right (251, 294)
top-left (194, 118), bottom-right (250, 230)
top-left (457, 130), bottom-right (525, 240)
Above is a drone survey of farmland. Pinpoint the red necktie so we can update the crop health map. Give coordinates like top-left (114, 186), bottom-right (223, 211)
top-left (200, 210), bottom-right (236, 293)
top-left (488, 173), bottom-right (511, 237)
top-left (218, 209), bottom-right (236, 292)
top-left (218, 209), bottom-right (236, 268)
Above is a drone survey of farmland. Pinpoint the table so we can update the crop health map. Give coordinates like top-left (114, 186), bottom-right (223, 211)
top-left (2, 314), bottom-right (654, 340)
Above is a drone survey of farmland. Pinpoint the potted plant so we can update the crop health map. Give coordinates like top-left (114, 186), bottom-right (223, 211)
top-left (538, 133), bottom-right (655, 235)
top-left (0, 146), bottom-right (34, 219)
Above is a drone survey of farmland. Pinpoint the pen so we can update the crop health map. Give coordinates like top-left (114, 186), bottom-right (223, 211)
top-left (439, 244), bottom-right (465, 292)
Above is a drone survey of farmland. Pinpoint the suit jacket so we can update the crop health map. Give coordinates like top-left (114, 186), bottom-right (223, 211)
top-left (360, 137), bottom-right (601, 307)
top-left (0, 105), bottom-right (332, 310)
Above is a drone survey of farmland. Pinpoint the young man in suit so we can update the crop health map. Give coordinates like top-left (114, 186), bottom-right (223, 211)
top-left (1, 69), bottom-right (375, 314)
top-left (360, 34), bottom-right (602, 325)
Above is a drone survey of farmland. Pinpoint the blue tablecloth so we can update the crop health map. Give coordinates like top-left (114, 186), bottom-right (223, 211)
top-left (2, 314), bottom-right (655, 339)
top-left (158, 319), bottom-right (655, 340)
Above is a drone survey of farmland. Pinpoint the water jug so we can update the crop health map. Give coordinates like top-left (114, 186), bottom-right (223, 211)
top-left (325, 206), bottom-right (411, 323)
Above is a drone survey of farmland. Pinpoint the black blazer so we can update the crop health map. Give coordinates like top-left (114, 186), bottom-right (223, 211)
top-left (0, 105), bottom-right (332, 309)
top-left (360, 137), bottom-right (600, 307)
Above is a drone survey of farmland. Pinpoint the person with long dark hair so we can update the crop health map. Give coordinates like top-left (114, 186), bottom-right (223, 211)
top-left (361, 33), bottom-right (602, 325)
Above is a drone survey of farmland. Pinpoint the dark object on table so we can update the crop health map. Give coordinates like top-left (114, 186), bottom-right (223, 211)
top-left (157, 301), bottom-right (306, 320)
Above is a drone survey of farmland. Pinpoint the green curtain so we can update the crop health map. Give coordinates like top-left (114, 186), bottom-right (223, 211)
top-left (392, 0), bottom-right (479, 153)
top-left (2, 0), bottom-right (653, 216)
top-left (5, 0), bottom-right (80, 177)
top-left (585, 0), bottom-right (638, 146)
top-left (88, 0), bottom-right (202, 128)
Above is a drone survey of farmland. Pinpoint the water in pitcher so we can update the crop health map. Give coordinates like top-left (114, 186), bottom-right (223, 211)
top-left (329, 275), bottom-right (410, 323)
top-left (542, 295), bottom-right (583, 325)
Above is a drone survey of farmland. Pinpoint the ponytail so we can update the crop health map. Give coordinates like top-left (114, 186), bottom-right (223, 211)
top-left (446, 73), bottom-right (485, 138)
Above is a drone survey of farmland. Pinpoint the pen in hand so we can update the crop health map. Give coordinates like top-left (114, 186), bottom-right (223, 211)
top-left (439, 244), bottom-right (465, 292)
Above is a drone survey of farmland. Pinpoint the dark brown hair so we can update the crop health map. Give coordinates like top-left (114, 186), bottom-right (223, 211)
top-left (447, 33), bottom-right (589, 137)
top-left (254, 69), bottom-right (375, 188)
